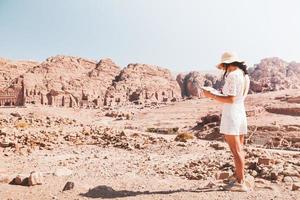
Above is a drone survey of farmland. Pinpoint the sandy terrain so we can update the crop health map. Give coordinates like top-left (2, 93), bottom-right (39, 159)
top-left (0, 89), bottom-right (299, 200)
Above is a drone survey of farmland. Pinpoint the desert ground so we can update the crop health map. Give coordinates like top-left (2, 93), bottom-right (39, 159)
top-left (0, 89), bottom-right (299, 200)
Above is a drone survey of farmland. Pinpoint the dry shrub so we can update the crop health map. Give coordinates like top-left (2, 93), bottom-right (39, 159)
top-left (175, 132), bottom-right (194, 142)
top-left (15, 121), bottom-right (29, 129)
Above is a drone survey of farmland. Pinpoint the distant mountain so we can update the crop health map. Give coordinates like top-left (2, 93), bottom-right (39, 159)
top-left (0, 56), bottom-right (299, 107)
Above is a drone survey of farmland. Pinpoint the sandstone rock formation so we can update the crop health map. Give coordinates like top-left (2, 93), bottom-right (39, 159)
top-left (249, 57), bottom-right (300, 92)
top-left (0, 56), bottom-right (183, 108)
top-left (176, 72), bottom-right (224, 97)
top-left (104, 63), bottom-right (181, 106)
top-left (0, 58), bottom-right (38, 106)
top-left (19, 56), bottom-right (121, 108)
top-left (0, 57), bottom-right (38, 88)
top-left (1, 55), bottom-right (300, 107)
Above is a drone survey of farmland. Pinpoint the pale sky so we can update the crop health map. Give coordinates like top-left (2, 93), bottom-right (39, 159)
top-left (0, 0), bottom-right (299, 72)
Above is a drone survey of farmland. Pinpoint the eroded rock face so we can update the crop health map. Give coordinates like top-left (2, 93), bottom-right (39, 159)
top-left (176, 72), bottom-right (224, 97)
top-left (185, 72), bottom-right (206, 97)
top-left (176, 73), bottom-right (185, 97)
top-left (0, 58), bottom-right (38, 106)
top-left (21, 56), bottom-right (121, 108)
top-left (0, 57), bottom-right (38, 88)
top-left (250, 58), bottom-right (300, 92)
top-left (104, 63), bottom-right (181, 106)
top-left (1, 56), bottom-right (183, 108)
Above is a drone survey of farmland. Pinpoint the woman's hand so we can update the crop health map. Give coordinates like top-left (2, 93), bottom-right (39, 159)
top-left (202, 90), bottom-right (215, 99)
top-left (203, 89), bottom-right (235, 104)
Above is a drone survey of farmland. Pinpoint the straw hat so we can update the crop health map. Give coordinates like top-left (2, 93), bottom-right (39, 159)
top-left (216, 52), bottom-right (244, 69)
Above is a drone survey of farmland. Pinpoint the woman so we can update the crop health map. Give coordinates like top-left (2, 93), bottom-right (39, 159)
top-left (203, 52), bottom-right (250, 192)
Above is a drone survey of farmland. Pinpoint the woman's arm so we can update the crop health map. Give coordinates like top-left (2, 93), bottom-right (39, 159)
top-left (202, 90), bottom-right (234, 104)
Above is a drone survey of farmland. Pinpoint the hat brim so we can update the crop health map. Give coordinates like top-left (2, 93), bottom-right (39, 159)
top-left (216, 59), bottom-right (245, 69)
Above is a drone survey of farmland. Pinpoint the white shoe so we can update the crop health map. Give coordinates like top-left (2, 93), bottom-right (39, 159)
top-left (223, 181), bottom-right (249, 192)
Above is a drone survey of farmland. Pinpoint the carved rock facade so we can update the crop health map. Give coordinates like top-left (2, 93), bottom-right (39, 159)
top-left (105, 63), bottom-right (181, 106)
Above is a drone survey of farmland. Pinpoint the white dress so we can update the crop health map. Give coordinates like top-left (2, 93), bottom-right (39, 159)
top-left (220, 69), bottom-right (250, 135)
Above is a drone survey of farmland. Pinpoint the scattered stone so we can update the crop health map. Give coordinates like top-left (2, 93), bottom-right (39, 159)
top-left (282, 168), bottom-right (299, 177)
top-left (209, 142), bottom-right (226, 150)
top-left (176, 142), bottom-right (187, 147)
top-left (215, 171), bottom-right (232, 180)
top-left (147, 127), bottom-right (179, 135)
top-left (270, 171), bottom-right (279, 180)
top-left (257, 125), bottom-right (280, 131)
top-left (28, 171), bottom-right (43, 186)
top-left (11, 174), bottom-right (27, 185)
top-left (283, 176), bottom-right (294, 183)
top-left (62, 181), bottom-right (75, 191)
top-left (250, 170), bottom-right (258, 177)
top-left (245, 174), bottom-right (255, 189)
top-left (10, 112), bottom-right (22, 118)
top-left (174, 132), bottom-right (194, 142)
top-left (1, 121), bottom-right (167, 155)
top-left (258, 157), bottom-right (275, 166)
top-left (0, 138), bottom-right (14, 148)
top-left (204, 181), bottom-right (217, 188)
top-left (105, 111), bottom-right (134, 120)
top-left (292, 183), bottom-right (300, 191)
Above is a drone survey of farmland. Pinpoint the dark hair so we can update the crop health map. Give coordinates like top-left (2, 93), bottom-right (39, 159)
top-left (222, 61), bottom-right (248, 79)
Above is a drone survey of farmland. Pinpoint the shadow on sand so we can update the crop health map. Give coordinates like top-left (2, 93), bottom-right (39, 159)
top-left (80, 185), bottom-right (223, 199)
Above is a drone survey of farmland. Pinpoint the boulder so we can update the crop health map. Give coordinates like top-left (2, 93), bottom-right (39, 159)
top-left (63, 181), bottom-right (75, 191)
top-left (28, 171), bottom-right (43, 186)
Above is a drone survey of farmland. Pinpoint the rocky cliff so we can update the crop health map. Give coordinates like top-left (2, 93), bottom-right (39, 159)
top-left (176, 72), bottom-right (224, 97)
top-left (105, 63), bottom-right (181, 106)
top-left (249, 57), bottom-right (300, 92)
top-left (20, 55), bottom-right (121, 107)
top-left (1, 56), bottom-right (300, 105)
top-left (0, 56), bottom-right (181, 108)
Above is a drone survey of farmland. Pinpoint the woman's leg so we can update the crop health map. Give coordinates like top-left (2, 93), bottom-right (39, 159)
top-left (224, 135), bottom-right (245, 183)
top-left (239, 135), bottom-right (245, 146)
